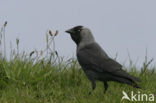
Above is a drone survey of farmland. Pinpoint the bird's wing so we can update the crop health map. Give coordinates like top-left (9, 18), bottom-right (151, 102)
top-left (77, 43), bottom-right (141, 82)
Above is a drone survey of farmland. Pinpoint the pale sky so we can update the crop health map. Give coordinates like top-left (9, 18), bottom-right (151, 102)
top-left (0, 0), bottom-right (156, 67)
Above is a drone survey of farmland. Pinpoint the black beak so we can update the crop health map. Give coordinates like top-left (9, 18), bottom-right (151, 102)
top-left (65, 29), bottom-right (73, 34)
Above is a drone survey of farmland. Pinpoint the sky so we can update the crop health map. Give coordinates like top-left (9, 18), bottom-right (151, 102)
top-left (0, 0), bottom-right (156, 67)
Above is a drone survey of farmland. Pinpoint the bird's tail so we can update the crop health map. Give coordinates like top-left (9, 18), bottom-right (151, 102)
top-left (132, 82), bottom-right (141, 88)
top-left (129, 75), bottom-right (141, 82)
top-left (114, 76), bottom-right (141, 88)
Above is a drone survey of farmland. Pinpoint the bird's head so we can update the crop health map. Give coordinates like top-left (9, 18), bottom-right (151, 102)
top-left (65, 26), bottom-right (95, 46)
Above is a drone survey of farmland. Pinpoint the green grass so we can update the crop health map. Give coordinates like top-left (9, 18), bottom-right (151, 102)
top-left (0, 56), bottom-right (156, 103)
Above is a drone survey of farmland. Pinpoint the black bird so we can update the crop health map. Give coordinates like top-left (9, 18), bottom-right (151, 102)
top-left (65, 26), bottom-right (141, 93)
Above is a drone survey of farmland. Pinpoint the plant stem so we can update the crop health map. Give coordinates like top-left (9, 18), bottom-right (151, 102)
top-left (3, 26), bottom-right (6, 59)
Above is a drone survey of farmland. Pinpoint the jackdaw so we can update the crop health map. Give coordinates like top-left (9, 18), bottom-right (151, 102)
top-left (65, 26), bottom-right (141, 93)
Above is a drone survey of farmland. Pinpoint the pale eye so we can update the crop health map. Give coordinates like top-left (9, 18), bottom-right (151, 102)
top-left (78, 29), bottom-right (81, 32)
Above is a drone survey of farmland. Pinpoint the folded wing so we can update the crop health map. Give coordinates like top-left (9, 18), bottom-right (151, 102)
top-left (77, 43), bottom-right (141, 82)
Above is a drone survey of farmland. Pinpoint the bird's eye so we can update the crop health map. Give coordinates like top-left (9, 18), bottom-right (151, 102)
top-left (77, 29), bottom-right (81, 32)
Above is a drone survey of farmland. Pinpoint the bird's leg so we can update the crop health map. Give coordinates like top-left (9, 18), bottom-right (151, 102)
top-left (89, 80), bottom-right (96, 95)
top-left (103, 81), bottom-right (108, 93)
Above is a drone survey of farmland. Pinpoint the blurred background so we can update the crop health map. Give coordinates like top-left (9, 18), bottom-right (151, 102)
top-left (0, 0), bottom-right (156, 67)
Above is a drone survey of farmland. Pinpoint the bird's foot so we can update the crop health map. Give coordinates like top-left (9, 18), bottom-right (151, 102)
top-left (88, 91), bottom-right (92, 95)
top-left (103, 90), bottom-right (107, 94)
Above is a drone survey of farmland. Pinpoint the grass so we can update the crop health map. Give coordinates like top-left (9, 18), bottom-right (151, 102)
top-left (0, 22), bottom-right (156, 103)
top-left (0, 57), bottom-right (156, 103)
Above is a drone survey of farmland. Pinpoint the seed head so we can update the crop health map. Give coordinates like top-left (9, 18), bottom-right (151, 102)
top-left (4, 21), bottom-right (7, 27)
top-left (55, 30), bottom-right (59, 36)
top-left (40, 50), bottom-right (43, 56)
top-left (30, 51), bottom-right (35, 57)
top-left (49, 30), bottom-right (53, 36)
